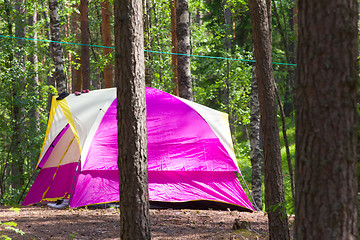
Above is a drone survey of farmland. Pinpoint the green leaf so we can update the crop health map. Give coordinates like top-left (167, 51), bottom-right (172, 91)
top-left (5, 226), bottom-right (25, 235)
top-left (3, 222), bottom-right (17, 227)
top-left (9, 207), bottom-right (20, 213)
top-left (0, 234), bottom-right (12, 240)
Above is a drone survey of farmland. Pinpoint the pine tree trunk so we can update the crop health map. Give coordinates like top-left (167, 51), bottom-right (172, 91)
top-left (223, 1), bottom-right (230, 106)
top-left (101, 0), bottom-right (113, 88)
top-left (295, 0), bottom-right (358, 238)
top-left (223, 1), bottom-right (231, 50)
top-left (0, 0), bottom-right (13, 198)
top-left (249, 64), bottom-right (263, 211)
top-left (49, 0), bottom-right (66, 93)
top-left (223, 1), bottom-right (234, 139)
top-left (114, 0), bottom-right (151, 239)
top-left (283, 6), bottom-right (295, 117)
top-left (28, 4), bottom-right (40, 170)
top-left (11, 0), bottom-right (26, 188)
top-left (272, 1), bottom-right (295, 117)
top-left (176, 0), bottom-right (192, 100)
top-left (144, 0), bottom-right (153, 87)
top-left (41, 0), bottom-right (54, 110)
top-left (249, 0), bottom-right (290, 239)
top-left (71, 5), bottom-right (82, 92)
top-left (170, 0), bottom-right (179, 96)
top-left (80, 0), bottom-right (91, 90)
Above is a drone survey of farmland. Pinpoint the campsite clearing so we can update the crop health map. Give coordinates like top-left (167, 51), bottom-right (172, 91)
top-left (1, 204), bottom-right (271, 239)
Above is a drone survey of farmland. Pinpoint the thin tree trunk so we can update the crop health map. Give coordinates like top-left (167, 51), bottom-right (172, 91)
top-left (152, 2), bottom-right (164, 85)
top-left (11, 0), bottom-right (26, 189)
top-left (295, 0), bottom-right (358, 238)
top-left (28, 3), bottom-right (40, 170)
top-left (49, 0), bottom-right (66, 94)
top-left (42, 0), bottom-right (54, 110)
top-left (275, 86), bottom-right (295, 201)
top-left (272, 0), bottom-right (294, 117)
top-left (223, 0), bottom-right (236, 141)
top-left (114, 0), bottom-right (151, 239)
top-left (0, 0), bottom-right (13, 198)
top-left (80, 0), bottom-right (91, 90)
top-left (223, 0), bottom-right (232, 50)
top-left (284, 6), bottom-right (295, 117)
top-left (71, 5), bottom-right (82, 92)
top-left (101, 0), bottom-right (113, 88)
top-left (249, 64), bottom-right (263, 211)
top-left (144, 0), bottom-right (153, 87)
top-left (176, 0), bottom-right (192, 100)
top-left (170, 0), bottom-right (179, 96)
top-left (249, 0), bottom-right (290, 238)
top-left (49, 0), bottom-right (67, 94)
top-left (223, 1), bottom-right (230, 106)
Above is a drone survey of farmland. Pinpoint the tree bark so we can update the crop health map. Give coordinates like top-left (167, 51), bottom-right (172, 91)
top-left (170, 0), bottom-right (179, 96)
top-left (144, 0), bottom-right (153, 87)
top-left (114, 0), bottom-right (151, 239)
top-left (275, 85), bottom-right (295, 201)
top-left (176, 0), bottom-right (192, 100)
top-left (223, 1), bottom-right (235, 140)
top-left (295, 0), bottom-right (358, 239)
top-left (41, 0), bottom-right (54, 110)
top-left (28, 3), bottom-right (40, 165)
top-left (0, 0), bottom-right (13, 198)
top-left (249, 64), bottom-right (263, 211)
top-left (49, 0), bottom-right (67, 94)
top-left (80, 0), bottom-right (91, 90)
top-left (249, 0), bottom-right (290, 239)
top-left (101, 0), bottom-right (113, 88)
top-left (71, 5), bottom-right (82, 92)
top-left (271, 0), bottom-right (295, 117)
top-left (11, 0), bottom-right (26, 189)
top-left (223, 0), bottom-right (232, 50)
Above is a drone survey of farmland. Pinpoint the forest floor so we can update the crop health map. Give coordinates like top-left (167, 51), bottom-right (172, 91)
top-left (0, 204), bottom-right (292, 240)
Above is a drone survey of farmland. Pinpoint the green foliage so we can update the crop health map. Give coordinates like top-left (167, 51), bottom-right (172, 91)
top-left (69, 232), bottom-right (79, 240)
top-left (0, 221), bottom-right (25, 235)
top-left (0, 188), bottom-right (21, 206)
top-left (266, 201), bottom-right (288, 220)
top-left (279, 119), bottom-right (295, 214)
top-left (144, 0), bottom-right (174, 92)
top-left (0, 2), bottom-right (50, 203)
top-left (8, 207), bottom-right (20, 213)
top-left (0, 235), bottom-right (11, 240)
top-left (235, 141), bottom-right (251, 184)
top-left (234, 117), bottom-right (296, 215)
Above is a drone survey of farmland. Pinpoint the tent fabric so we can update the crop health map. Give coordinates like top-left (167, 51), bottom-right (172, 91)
top-left (22, 87), bottom-right (254, 212)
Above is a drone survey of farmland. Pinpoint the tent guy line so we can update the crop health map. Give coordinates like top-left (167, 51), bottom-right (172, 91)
top-left (0, 34), bottom-right (297, 66)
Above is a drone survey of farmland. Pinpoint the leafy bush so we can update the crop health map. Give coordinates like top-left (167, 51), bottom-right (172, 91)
top-left (0, 188), bottom-right (22, 206)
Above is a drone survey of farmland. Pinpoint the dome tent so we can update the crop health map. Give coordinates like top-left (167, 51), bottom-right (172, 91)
top-left (22, 87), bottom-right (254, 212)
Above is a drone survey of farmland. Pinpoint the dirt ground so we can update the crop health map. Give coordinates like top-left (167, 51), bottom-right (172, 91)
top-left (1, 204), bottom-right (271, 240)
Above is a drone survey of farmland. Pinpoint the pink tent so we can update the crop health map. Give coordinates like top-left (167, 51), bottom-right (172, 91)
top-left (22, 87), bottom-right (254, 211)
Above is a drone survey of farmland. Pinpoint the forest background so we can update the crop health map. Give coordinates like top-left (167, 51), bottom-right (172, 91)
top-left (0, 0), bottom-right (355, 219)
